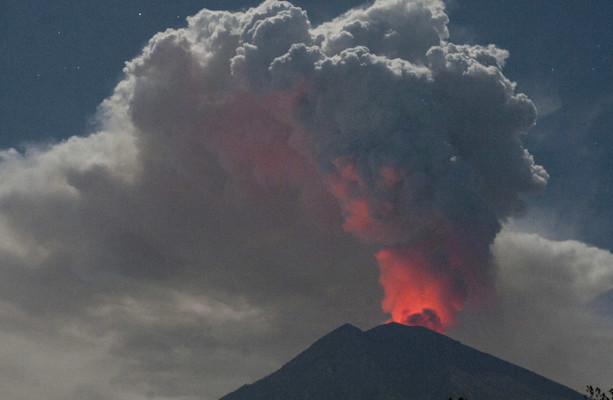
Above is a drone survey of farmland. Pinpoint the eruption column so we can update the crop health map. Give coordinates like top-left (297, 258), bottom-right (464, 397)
top-left (132, 0), bottom-right (549, 332)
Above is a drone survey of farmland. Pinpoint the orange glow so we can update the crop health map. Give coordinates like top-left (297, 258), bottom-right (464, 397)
top-left (379, 166), bottom-right (404, 187)
top-left (192, 83), bottom-right (344, 223)
top-left (323, 160), bottom-right (475, 332)
top-left (190, 79), bottom-right (487, 333)
top-left (208, 89), bottom-right (310, 183)
top-left (376, 247), bottom-right (462, 333)
top-left (324, 157), bottom-right (394, 242)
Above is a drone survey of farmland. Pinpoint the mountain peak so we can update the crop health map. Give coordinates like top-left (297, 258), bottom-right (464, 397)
top-left (366, 321), bottom-right (443, 337)
top-left (220, 323), bottom-right (583, 400)
top-left (326, 322), bottom-right (362, 336)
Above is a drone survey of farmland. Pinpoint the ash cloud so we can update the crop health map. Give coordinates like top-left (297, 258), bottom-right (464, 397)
top-left (258, 0), bottom-right (548, 328)
top-left (0, 0), bottom-right (608, 399)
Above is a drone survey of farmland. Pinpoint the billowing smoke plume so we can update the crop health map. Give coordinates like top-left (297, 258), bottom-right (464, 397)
top-left (2, 0), bottom-right (547, 342)
top-left (6, 2), bottom-right (613, 398)
top-left (106, 0), bottom-right (548, 333)
top-left (122, 0), bottom-right (546, 332)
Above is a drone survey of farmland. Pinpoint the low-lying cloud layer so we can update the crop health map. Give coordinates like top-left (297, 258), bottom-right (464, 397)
top-left (0, 1), bottom-right (611, 399)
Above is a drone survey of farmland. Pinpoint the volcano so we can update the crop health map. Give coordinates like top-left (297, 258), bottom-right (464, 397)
top-left (220, 322), bottom-right (583, 400)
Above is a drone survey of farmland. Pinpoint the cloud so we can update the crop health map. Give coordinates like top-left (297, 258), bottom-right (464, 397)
top-left (451, 229), bottom-right (613, 391)
top-left (0, 0), bottom-right (606, 398)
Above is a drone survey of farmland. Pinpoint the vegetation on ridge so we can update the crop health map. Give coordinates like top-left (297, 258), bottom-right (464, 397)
top-left (585, 386), bottom-right (613, 400)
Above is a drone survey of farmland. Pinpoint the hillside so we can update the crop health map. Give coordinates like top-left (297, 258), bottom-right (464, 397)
top-left (220, 322), bottom-right (584, 400)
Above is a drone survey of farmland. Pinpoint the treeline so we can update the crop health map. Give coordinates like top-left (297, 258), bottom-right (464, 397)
top-left (585, 386), bottom-right (613, 400)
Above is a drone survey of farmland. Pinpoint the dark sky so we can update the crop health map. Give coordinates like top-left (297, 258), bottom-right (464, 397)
top-left (0, 1), bottom-right (612, 399)
top-left (0, 0), bottom-right (362, 146)
top-left (447, 1), bottom-right (613, 250)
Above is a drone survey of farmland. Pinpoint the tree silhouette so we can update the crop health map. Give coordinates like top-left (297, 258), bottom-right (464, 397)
top-left (585, 386), bottom-right (613, 400)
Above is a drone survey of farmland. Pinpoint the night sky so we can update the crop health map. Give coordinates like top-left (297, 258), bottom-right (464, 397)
top-left (1, 1), bottom-right (612, 399)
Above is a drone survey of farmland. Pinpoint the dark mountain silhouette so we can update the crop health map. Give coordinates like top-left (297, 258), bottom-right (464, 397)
top-left (220, 322), bottom-right (584, 400)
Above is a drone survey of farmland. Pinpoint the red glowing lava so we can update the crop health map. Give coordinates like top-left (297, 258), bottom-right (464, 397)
top-left (201, 83), bottom-right (486, 334)
top-left (376, 246), bottom-right (464, 333)
top-left (324, 160), bottom-right (480, 333)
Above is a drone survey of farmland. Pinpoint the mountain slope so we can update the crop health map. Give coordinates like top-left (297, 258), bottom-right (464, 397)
top-left (220, 322), bottom-right (584, 400)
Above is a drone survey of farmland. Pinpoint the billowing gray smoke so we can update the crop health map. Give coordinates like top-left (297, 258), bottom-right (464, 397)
top-left (133, 0), bottom-right (547, 331)
top-left (0, 1), bottom-right (562, 398)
